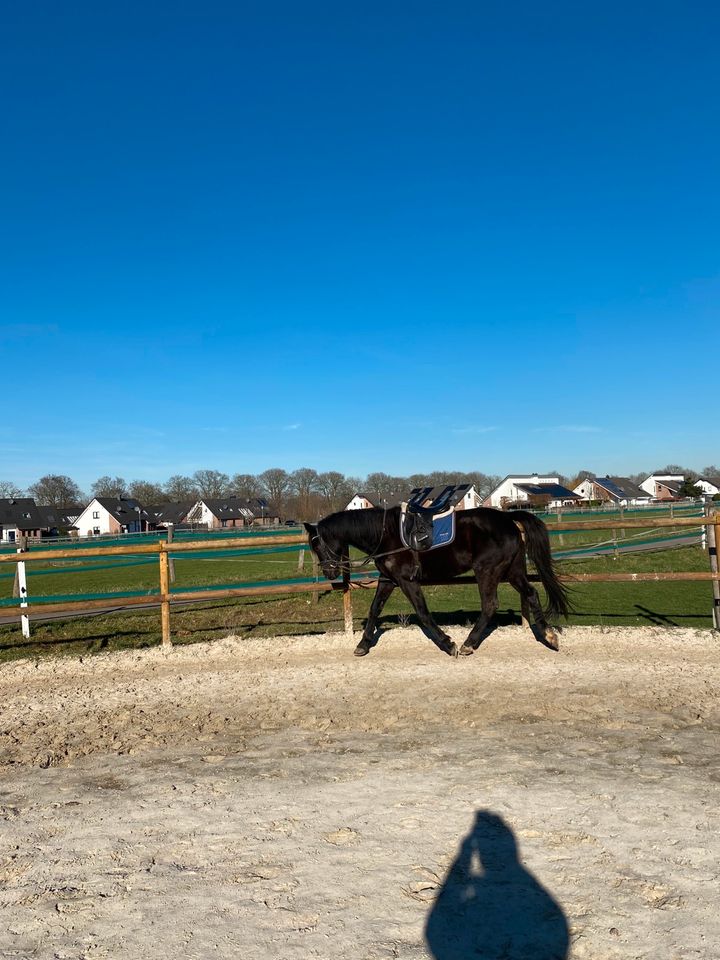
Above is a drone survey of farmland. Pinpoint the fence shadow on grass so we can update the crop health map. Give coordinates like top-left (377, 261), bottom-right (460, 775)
top-left (425, 810), bottom-right (569, 960)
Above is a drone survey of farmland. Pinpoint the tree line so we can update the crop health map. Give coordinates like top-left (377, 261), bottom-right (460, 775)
top-left (1, 462), bottom-right (718, 519)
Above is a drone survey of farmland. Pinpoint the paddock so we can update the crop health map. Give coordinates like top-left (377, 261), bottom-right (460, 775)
top-left (1, 624), bottom-right (718, 959)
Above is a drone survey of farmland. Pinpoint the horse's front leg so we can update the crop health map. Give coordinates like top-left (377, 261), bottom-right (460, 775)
top-left (354, 578), bottom-right (396, 656)
top-left (397, 578), bottom-right (458, 657)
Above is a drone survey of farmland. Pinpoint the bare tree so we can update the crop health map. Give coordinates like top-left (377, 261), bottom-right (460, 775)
top-left (546, 469), bottom-right (571, 488)
top-left (259, 468), bottom-right (290, 514)
top-left (230, 473), bottom-right (262, 500)
top-left (701, 465), bottom-right (720, 477)
top-left (128, 480), bottom-right (165, 503)
top-left (655, 464), bottom-right (692, 476)
top-left (192, 469), bottom-right (230, 499)
top-left (289, 468), bottom-right (319, 520)
top-left (164, 475), bottom-right (199, 500)
top-left (0, 480), bottom-right (24, 498)
top-left (316, 471), bottom-right (348, 512)
top-left (365, 472), bottom-right (405, 505)
top-left (27, 474), bottom-right (85, 508)
top-left (91, 476), bottom-right (128, 499)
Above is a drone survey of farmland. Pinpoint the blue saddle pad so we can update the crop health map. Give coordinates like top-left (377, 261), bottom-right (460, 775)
top-left (399, 504), bottom-right (456, 551)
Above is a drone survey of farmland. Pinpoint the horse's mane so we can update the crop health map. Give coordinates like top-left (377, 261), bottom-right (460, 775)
top-left (320, 506), bottom-right (389, 548)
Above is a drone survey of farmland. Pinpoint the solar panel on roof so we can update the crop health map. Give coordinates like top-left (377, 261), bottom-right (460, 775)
top-left (597, 478), bottom-right (626, 497)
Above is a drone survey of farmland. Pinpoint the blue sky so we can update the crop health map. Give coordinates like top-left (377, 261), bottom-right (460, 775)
top-left (2, 1), bottom-right (719, 490)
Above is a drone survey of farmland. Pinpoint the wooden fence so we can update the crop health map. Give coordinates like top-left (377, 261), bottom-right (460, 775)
top-left (1, 514), bottom-right (719, 644)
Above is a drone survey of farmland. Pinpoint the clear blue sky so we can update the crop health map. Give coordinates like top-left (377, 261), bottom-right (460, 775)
top-left (2, 1), bottom-right (719, 491)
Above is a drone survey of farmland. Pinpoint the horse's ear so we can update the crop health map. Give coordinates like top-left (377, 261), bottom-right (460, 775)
top-left (303, 522), bottom-right (316, 536)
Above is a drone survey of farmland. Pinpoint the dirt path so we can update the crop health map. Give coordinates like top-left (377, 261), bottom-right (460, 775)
top-left (1, 625), bottom-right (719, 959)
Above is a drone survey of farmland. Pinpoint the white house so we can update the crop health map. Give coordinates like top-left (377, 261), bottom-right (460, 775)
top-left (694, 477), bottom-right (720, 498)
top-left (74, 498), bottom-right (146, 536)
top-left (345, 493), bottom-right (376, 510)
top-left (639, 474), bottom-right (684, 499)
top-left (573, 476), bottom-right (652, 506)
top-left (186, 497), bottom-right (280, 528)
top-left (483, 475), bottom-right (580, 509)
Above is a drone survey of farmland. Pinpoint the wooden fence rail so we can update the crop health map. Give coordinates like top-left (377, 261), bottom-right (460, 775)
top-left (1, 515), bottom-right (719, 643)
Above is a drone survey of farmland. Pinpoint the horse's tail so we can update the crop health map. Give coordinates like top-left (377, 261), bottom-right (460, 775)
top-left (513, 511), bottom-right (571, 620)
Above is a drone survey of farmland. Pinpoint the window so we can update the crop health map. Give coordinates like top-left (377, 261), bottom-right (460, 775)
top-left (92, 511), bottom-right (99, 519)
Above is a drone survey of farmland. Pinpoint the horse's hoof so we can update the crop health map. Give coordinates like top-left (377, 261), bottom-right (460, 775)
top-left (544, 631), bottom-right (559, 651)
top-left (459, 644), bottom-right (474, 657)
top-left (353, 644), bottom-right (370, 657)
top-left (447, 642), bottom-right (459, 658)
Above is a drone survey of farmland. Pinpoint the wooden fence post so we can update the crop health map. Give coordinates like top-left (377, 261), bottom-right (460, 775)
top-left (710, 511), bottom-right (720, 630)
top-left (159, 543), bottom-right (172, 646)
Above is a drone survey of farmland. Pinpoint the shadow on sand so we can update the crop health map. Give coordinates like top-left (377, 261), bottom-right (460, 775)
top-left (425, 811), bottom-right (569, 960)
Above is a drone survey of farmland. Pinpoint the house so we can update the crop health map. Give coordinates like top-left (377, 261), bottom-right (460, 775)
top-left (694, 477), bottom-right (720, 498)
top-left (186, 496), bottom-right (280, 529)
top-left (345, 493), bottom-right (376, 510)
top-left (35, 504), bottom-right (83, 535)
top-left (573, 476), bottom-right (652, 507)
top-left (245, 497), bottom-right (279, 526)
top-left (639, 474), bottom-right (684, 499)
top-left (144, 502), bottom-right (194, 530)
top-left (73, 498), bottom-right (147, 536)
top-left (0, 498), bottom-right (49, 542)
top-left (483, 475), bottom-right (579, 510)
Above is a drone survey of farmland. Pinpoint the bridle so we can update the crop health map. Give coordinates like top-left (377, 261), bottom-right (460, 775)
top-left (309, 507), bottom-right (406, 573)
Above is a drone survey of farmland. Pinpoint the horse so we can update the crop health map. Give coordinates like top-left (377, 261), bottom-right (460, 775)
top-left (304, 506), bottom-right (570, 658)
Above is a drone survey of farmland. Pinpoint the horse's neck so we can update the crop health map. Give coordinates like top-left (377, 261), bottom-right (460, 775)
top-left (326, 511), bottom-right (385, 554)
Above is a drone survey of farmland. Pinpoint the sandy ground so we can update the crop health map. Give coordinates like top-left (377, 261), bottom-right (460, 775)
top-left (1, 623), bottom-right (719, 959)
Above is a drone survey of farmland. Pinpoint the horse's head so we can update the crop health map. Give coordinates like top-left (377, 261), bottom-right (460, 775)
top-left (304, 521), bottom-right (343, 581)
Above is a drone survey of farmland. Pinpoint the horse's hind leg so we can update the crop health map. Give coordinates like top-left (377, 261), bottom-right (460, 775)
top-left (508, 568), bottom-right (559, 651)
top-left (354, 578), bottom-right (395, 657)
top-left (459, 573), bottom-right (500, 656)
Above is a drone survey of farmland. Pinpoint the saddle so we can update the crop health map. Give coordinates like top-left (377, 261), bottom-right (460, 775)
top-left (399, 492), bottom-right (457, 555)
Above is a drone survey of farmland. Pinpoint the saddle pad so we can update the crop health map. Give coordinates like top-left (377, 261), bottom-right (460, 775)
top-left (399, 503), bottom-right (457, 551)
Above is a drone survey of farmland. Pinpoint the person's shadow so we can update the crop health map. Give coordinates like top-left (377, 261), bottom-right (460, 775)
top-left (424, 811), bottom-right (569, 959)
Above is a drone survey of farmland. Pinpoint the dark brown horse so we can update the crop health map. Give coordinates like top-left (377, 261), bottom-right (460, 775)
top-left (305, 507), bottom-right (570, 657)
